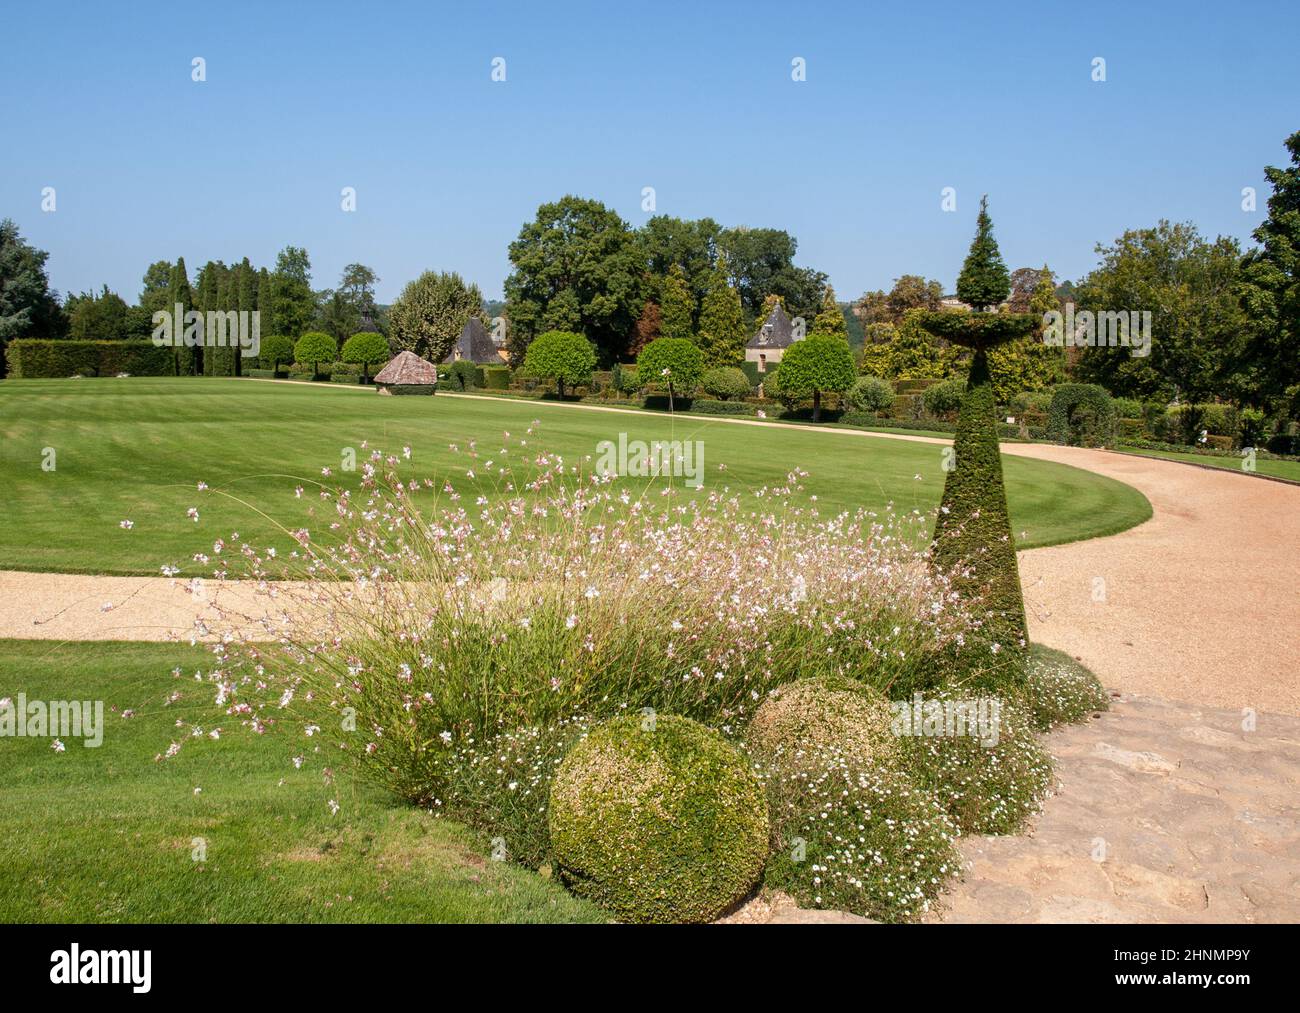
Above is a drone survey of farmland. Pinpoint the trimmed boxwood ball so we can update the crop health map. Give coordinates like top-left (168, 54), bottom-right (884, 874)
top-left (257, 334), bottom-right (295, 372)
top-left (746, 676), bottom-right (895, 775)
top-left (842, 375), bottom-right (895, 414)
top-left (699, 365), bottom-right (752, 401)
top-left (548, 714), bottom-right (769, 923)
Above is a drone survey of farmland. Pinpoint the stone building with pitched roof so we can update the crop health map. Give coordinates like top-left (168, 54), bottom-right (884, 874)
top-left (444, 317), bottom-right (507, 365)
top-left (744, 302), bottom-right (799, 372)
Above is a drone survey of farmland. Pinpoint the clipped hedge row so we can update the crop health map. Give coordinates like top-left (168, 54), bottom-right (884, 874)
top-left (689, 398), bottom-right (759, 416)
top-left (6, 339), bottom-right (175, 378)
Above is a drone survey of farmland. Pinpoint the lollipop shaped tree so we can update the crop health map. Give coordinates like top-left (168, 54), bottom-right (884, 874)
top-left (918, 196), bottom-right (1036, 670)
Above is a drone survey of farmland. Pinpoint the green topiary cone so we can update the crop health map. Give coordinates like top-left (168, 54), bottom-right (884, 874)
top-left (931, 347), bottom-right (1029, 664)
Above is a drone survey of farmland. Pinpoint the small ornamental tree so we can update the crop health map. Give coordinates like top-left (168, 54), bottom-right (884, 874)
top-left (258, 334), bottom-right (295, 373)
top-left (340, 331), bottom-right (391, 378)
top-left (772, 333), bottom-right (856, 421)
top-left (294, 331), bottom-right (337, 377)
top-left (956, 195), bottom-right (1011, 311)
top-left (522, 330), bottom-right (596, 399)
top-left (918, 197), bottom-right (1035, 670)
top-left (637, 337), bottom-right (703, 411)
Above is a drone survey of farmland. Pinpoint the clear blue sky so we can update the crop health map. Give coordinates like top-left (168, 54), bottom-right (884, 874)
top-left (3, 0), bottom-right (1297, 305)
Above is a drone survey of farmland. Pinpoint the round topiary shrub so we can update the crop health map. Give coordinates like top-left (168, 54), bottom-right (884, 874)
top-left (922, 376), bottom-right (967, 417)
top-left (637, 337), bottom-right (703, 405)
top-left (746, 676), bottom-right (895, 775)
top-left (294, 331), bottom-right (338, 376)
top-left (699, 366), bottom-right (752, 401)
top-left (340, 331), bottom-right (390, 369)
top-left (842, 376), bottom-right (895, 414)
top-left (258, 334), bottom-right (295, 373)
top-left (548, 714), bottom-right (769, 923)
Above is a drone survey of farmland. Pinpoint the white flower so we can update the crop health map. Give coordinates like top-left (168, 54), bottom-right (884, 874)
top-left (186, 507), bottom-right (199, 522)
top-left (52, 739), bottom-right (66, 753)
top-left (119, 519), bottom-right (134, 530)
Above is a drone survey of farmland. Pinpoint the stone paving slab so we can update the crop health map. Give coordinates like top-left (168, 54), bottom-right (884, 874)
top-left (929, 693), bottom-right (1300, 924)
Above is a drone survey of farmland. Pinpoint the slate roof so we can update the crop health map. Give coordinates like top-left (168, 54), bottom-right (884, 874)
top-left (374, 350), bottom-right (438, 386)
top-left (746, 303), bottom-right (796, 349)
top-left (444, 317), bottom-right (501, 364)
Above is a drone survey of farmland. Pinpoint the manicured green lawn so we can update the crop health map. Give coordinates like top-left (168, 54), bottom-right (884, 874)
top-left (1117, 444), bottom-right (1300, 482)
top-left (0, 377), bottom-right (1151, 575)
top-left (0, 639), bottom-right (605, 923)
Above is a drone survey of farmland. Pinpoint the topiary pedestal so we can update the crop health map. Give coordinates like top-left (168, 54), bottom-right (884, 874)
top-left (918, 312), bottom-right (1037, 666)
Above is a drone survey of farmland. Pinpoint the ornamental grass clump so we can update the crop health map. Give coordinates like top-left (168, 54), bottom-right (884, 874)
top-left (191, 427), bottom-right (985, 814)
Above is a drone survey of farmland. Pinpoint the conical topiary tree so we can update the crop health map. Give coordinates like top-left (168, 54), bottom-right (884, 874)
top-left (956, 195), bottom-right (1010, 312)
top-left (918, 197), bottom-right (1035, 671)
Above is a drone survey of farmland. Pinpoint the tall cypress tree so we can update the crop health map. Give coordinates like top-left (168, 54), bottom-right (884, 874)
top-left (696, 252), bottom-right (745, 366)
top-left (956, 195), bottom-right (1011, 311)
top-left (168, 257), bottom-right (194, 374)
top-left (659, 264), bottom-right (694, 341)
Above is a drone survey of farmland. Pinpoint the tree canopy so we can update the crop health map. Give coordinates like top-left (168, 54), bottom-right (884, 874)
top-left (522, 329), bottom-right (597, 398)
top-left (388, 270), bottom-right (485, 363)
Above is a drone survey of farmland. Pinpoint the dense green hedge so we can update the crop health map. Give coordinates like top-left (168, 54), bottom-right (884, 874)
top-left (441, 361), bottom-right (483, 390)
top-left (6, 340), bottom-right (174, 378)
top-left (483, 366), bottom-right (511, 389)
top-left (1047, 384), bottom-right (1117, 447)
top-left (690, 398), bottom-right (759, 416)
